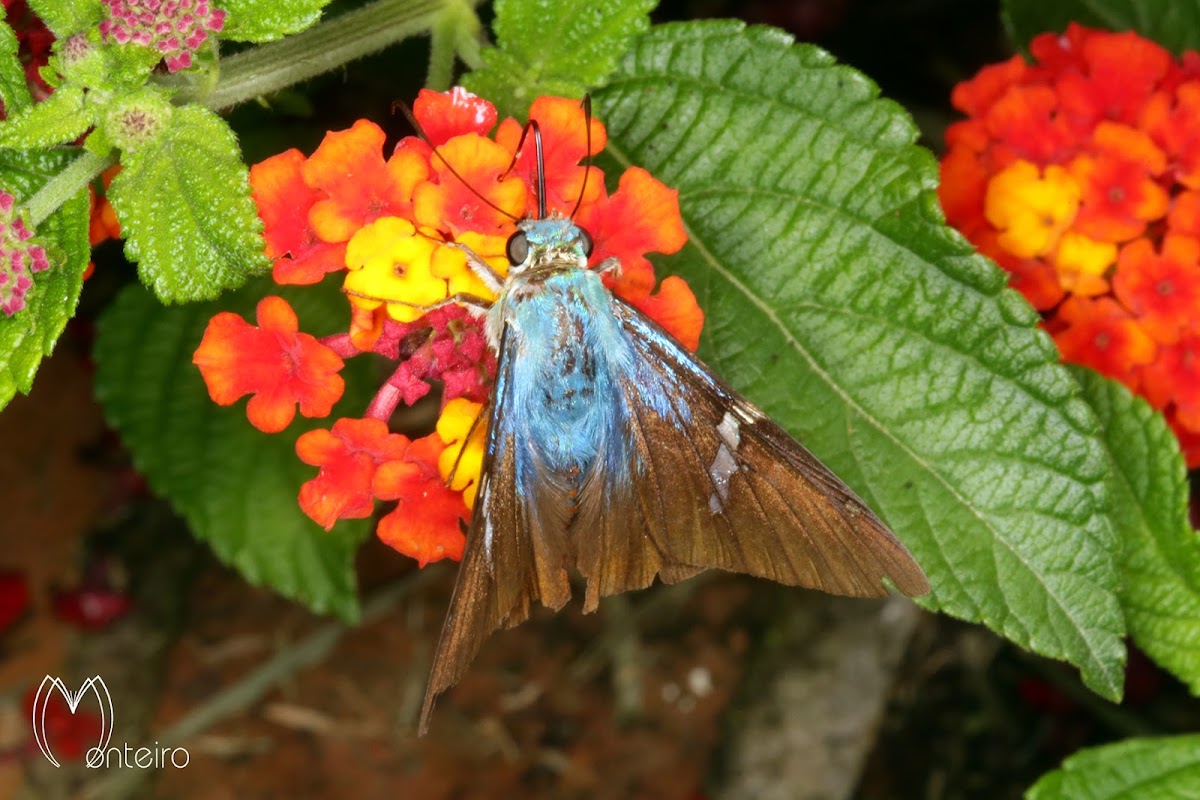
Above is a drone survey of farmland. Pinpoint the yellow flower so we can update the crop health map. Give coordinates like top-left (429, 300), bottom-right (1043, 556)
top-left (436, 398), bottom-right (487, 509)
top-left (430, 231), bottom-right (510, 300)
top-left (1053, 231), bottom-right (1117, 296)
top-left (343, 217), bottom-right (448, 323)
top-left (985, 160), bottom-right (1081, 259)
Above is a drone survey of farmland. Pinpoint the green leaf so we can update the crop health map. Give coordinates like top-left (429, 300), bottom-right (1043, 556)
top-left (1073, 367), bottom-right (1200, 693)
top-left (220, 0), bottom-right (332, 42)
top-left (27, 0), bottom-right (101, 38)
top-left (595, 21), bottom-right (1126, 698)
top-left (93, 278), bottom-right (375, 620)
top-left (0, 83), bottom-right (91, 149)
top-left (462, 0), bottom-right (654, 118)
top-left (108, 104), bottom-right (270, 302)
top-left (0, 149), bottom-right (90, 409)
top-left (0, 18), bottom-right (32, 116)
top-left (1027, 735), bottom-right (1200, 799)
top-left (1002, 0), bottom-right (1200, 56)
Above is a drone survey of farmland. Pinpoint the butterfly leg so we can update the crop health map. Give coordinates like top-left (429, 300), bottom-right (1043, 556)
top-left (446, 242), bottom-right (506, 295)
top-left (342, 288), bottom-right (494, 319)
top-left (593, 256), bottom-right (622, 279)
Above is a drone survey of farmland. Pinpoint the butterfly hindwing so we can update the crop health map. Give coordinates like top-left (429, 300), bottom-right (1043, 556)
top-left (601, 299), bottom-right (930, 599)
top-left (419, 326), bottom-right (572, 734)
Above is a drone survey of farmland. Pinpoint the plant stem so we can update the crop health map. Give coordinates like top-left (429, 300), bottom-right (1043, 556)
top-left (25, 149), bottom-right (114, 228)
top-left (204, 0), bottom-right (484, 111)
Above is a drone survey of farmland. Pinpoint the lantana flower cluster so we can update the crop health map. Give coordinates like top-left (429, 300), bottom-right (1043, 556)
top-left (193, 88), bottom-right (702, 566)
top-left (0, 190), bottom-right (49, 316)
top-left (940, 24), bottom-right (1200, 466)
top-left (98, 0), bottom-right (225, 72)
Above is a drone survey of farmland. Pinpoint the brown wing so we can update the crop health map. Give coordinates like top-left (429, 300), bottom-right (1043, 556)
top-left (573, 299), bottom-right (929, 601)
top-left (418, 326), bottom-right (572, 735)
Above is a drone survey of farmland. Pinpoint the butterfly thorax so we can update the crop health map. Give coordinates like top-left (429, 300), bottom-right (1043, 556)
top-left (489, 217), bottom-right (633, 488)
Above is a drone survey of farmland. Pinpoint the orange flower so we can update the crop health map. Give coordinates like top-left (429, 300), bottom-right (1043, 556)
top-left (577, 166), bottom-right (688, 297)
top-left (625, 276), bottom-right (705, 352)
top-left (1052, 296), bottom-right (1157, 385)
top-left (412, 133), bottom-right (527, 237)
top-left (296, 418), bottom-right (412, 529)
top-left (373, 433), bottom-right (468, 566)
top-left (1068, 124), bottom-right (1169, 243)
top-left (193, 296), bottom-right (345, 433)
top-left (250, 149), bottom-right (347, 285)
top-left (303, 120), bottom-right (430, 243)
top-left (1113, 235), bottom-right (1200, 344)
top-left (941, 26), bottom-right (1200, 465)
top-left (495, 95), bottom-right (607, 215)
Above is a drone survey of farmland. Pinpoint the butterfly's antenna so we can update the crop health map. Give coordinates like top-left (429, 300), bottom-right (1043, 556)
top-left (392, 101), bottom-right (519, 222)
top-left (502, 120), bottom-right (546, 219)
top-left (570, 95), bottom-right (593, 219)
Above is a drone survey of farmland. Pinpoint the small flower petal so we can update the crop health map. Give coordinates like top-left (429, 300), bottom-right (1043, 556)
top-left (374, 433), bottom-right (468, 566)
top-left (193, 296), bottom-right (345, 433)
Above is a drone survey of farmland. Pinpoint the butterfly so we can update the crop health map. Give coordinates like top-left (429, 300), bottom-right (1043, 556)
top-left (415, 116), bottom-right (930, 734)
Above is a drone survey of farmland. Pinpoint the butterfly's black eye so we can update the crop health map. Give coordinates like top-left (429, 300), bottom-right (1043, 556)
top-left (578, 228), bottom-right (593, 258)
top-left (506, 231), bottom-right (529, 265)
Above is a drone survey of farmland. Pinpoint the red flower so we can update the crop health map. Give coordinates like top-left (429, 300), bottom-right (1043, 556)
top-left (1068, 124), bottom-right (1169, 243)
top-left (52, 588), bottom-right (131, 631)
top-left (193, 296), bottom-right (345, 433)
top-left (1141, 324), bottom-right (1200, 426)
top-left (296, 417), bottom-right (411, 529)
top-left (250, 149), bottom-right (347, 286)
top-left (412, 86), bottom-right (499, 146)
top-left (1113, 235), bottom-right (1200, 344)
top-left (1052, 296), bottom-right (1157, 384)
top-left (0, 569), bottom-right (29, 634)
top-left (373, 434), bottom-right (468, 566)
top-left (22, 683), bottom-right (104, 763)
top-left (1052, 27), bottom-right (1172, 129)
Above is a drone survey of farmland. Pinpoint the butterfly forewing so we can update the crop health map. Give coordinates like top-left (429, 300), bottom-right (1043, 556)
top-left (606, 299), bottom-right (930, 599)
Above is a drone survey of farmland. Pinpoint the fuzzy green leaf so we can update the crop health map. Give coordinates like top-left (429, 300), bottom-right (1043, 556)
top-left (0, 150), bottom-right (90, 409)
top-left (0, 18), bottom-right (32, 115)
top-left (93, 278), bottom-right (375, 620)
top-left (108, 104), bottom-right (270, 302)
top-left (220, 0), bottom-right (332, 42)
top-left (0, 83), bottom-right (90, 149)
top-left (1073, 367), bottom-right (1200, 693)
top-left (595, 21), bottom-right (1126, 697)
top-left (1027, 735), bottom-right (1200, 799)
top-left (462, 0), bottom-right (654, 117)
top-left (1002, 0), bottom-right (1200, 55)
top-left (27, 0), bottom-right (101, 38)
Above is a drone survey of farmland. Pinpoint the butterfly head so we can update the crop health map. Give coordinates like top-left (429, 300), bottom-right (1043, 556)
top-left (505, 216), bottom-right (594, 274)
